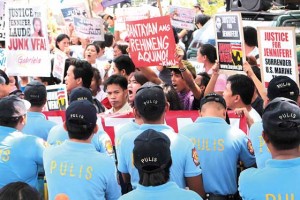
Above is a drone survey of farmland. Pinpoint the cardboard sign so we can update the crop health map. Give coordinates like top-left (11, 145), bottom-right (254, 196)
top-left (0, 48), bottom-right (6, 70)
top-left (46, 84), bottom-right (68, 111)
top-left (257, 27), bottom-right (299, 88)
top-left (0, 0), bottom-right (5, 41)
top-left (126, 16), bottom-right (177, 67)
top-left (114, 6), bottom-right (160, 31)
top-left (60, 2), bottom-right (90, 25)
top-left (5, 4), bottom-right (51, 76)
top-left (43, 110), bottom-right (247, 145)
top-left (169, 6), bottom-right (196, 31)
top-left (89, 0), bottom-right (104, 17)
top-left (73, 17), bottom-right (104, 41)
top-left (214, 12), bottom-right (245, 74)
top-left (52, 49), bottom-right (67, 82)
top-left (101, 0), bottom-right (126, 8)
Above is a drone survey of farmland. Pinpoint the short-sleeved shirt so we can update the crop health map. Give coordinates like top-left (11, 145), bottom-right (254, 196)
top-left (249, 122), bottom-right (271, 168)
top-left (239, 157), bottom-right (300, 200)
top-left (0, 126), bottom-right (45, 188)
top-left (119, 181), bottom-right (202, 200)
top-left (47, 124), bottom-right (115, 159)
top-left (179, 117), bottom-right (256, 195)
top-left (43, 140), bottom-right (121, 200)
top-left (22, 111), bottom-right (56, 141)
top-left (117, 124), bottom-right (202, 189)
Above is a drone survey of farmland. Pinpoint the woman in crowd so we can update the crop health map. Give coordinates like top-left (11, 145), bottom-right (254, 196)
top-left (54, 34), bottom-right (71, 57)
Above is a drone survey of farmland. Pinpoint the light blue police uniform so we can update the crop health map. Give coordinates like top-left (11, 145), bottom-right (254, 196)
top-left (47, 124), bottom-right (115, 159)
top-left (249, 122), bottom-right (272, 168)
top-left (114, 120), bottom-right (139, 156)
top-left (119, 181), bottom-right (203, 200)
top-left (179, 117), bottom-right (256, 195)
top-left (0, 126), bottom-right (45, 188)
top-left (43, 140), bottom-right (121, 200)
top-left (22, 111), bottom-right (56, 141)
top-left (117, 124), bottom-right (202, 189)
top-left (239, 157), bottom-right (300, 200)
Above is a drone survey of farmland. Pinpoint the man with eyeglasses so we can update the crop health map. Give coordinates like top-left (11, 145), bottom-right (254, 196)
top-left (0, 95), bottom-right (45, 189)
top-left (179, 93), bottom-right (256, 200)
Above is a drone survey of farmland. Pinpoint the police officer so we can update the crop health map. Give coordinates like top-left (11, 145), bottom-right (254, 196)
top-left (179, 93), bottom-right (256, 200)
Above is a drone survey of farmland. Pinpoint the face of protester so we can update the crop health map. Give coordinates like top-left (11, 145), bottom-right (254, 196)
top-left (113, 46), bottom-right (122, 58)
top-left (223, 82), bottom-right (236, 110)
top-left (64, 65), bottom-right (81, 93)
top-left (34, 20), bottom-right (41, 33)
top-left (106, 84), bottom-right (128, 112)
top-left (85, 45), bottom-right (98, 64)
top-left (0, 84), bottom-right (11, 98)
top-left (90, 76), bottom-right (100, 95)
top-left (57, 38), bottom-right (70, 52)
top-left (171, 71), bottom-right (188, 93)
top-left (197, 49), bottom-right (206, 63)
top-left (127, 75), bottom-right (142, 103)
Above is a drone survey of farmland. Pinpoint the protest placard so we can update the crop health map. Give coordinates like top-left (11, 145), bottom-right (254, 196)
top-left (73, 17), bottom-right (104, 41)
top-left (114, 6), bottom-right (160, 31)
top-left (88, 0), bottom-right (104, 18)
top-left (0, 48), bottom-right (6, 70)
top-left (101, 0), bottom-right (126, 8)
top-left (60, 2), bottom-right (90, 27)
top-left (169, 6), bottom-right (196, 30)
top-left (52, 49), bottom-right (67, 82)
top-left (5, 4), bottom-right (51, 76)
top-left (46, 84), bottom-right (68, 111)
top-left (0, 0), bottom-right (6, 41)
top-left (214, 12), bottom-right (245, 74)
top-left (258, 27), bottom-right (299, 88)
top-left (126, 16), bottom-right (177, 67)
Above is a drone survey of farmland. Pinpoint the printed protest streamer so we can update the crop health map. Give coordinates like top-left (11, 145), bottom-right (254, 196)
top-left (44, 110), bottom-right (246, 145)
top-left (126, 15), bottom-right (177, 67)
top-left (60, 2), bottom-right (90, 26)
top-left (0, 48), bottom-right (6, 70)
top-left (46, 84), bottom-right (68, 111)
top-left (258, 27), bottom-right (299, 88)
top-left (5, 4), bottom-right (51, 76)
top-left (115, 6), bottom-right (160, 31)
top-left (214, 12), bottom-right (245, 74)
top-left (53, 49), bottom-right (67, 82)
top-left (169, 6), bottom-right (196, 30)
top-left (0, 0), bottom-right (6, 41)
top-left (73, 17), bottom-right (104, 41)
top-left (101, 0), bottom-right (126, 8)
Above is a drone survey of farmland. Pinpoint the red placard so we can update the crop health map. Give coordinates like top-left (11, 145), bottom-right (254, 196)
top-left (126, 15), bottom-right (177, 67)
top-left (43, 110), bottom-right (247, 145)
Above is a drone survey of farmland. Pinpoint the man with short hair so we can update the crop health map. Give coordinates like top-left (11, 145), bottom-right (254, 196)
top-left (119, 129), bottom-right (202, 200)
top-left (0, 95), bottom-right (45, 188)
top-left (22, 81), bottom-right (56, 140)
top-left (104, 74), bottom-right (131, 114)
top-left (239, 97), bottom-right (300, 199)
top-left (223, 74), bottom-right (261, 126)
top-left (117, 82), bottom-right (205, 197)
top-left (180, 93), bottom-right (256, 199)
top-left (44, 100), bottom-right (121, 200)
top-left (250, 75), bottom-right (299, 168)
top-left (64, 58), bottom-right (94, 94)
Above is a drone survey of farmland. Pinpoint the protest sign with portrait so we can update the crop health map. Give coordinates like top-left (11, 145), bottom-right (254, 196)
top-left (214, 12), bottom-right (245, 74)
top-left (5, 4), bottom-right (51, 76)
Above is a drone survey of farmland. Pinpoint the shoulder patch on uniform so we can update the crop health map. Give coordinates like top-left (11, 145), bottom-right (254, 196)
top-left (55, 193), bottom-right (70, 200)
top-left (192, 147), bottom-right (200, 166)
top-left (247, 139), bottom-right (254, 155)
top-left (105, 140), bottom-right (114, 155)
